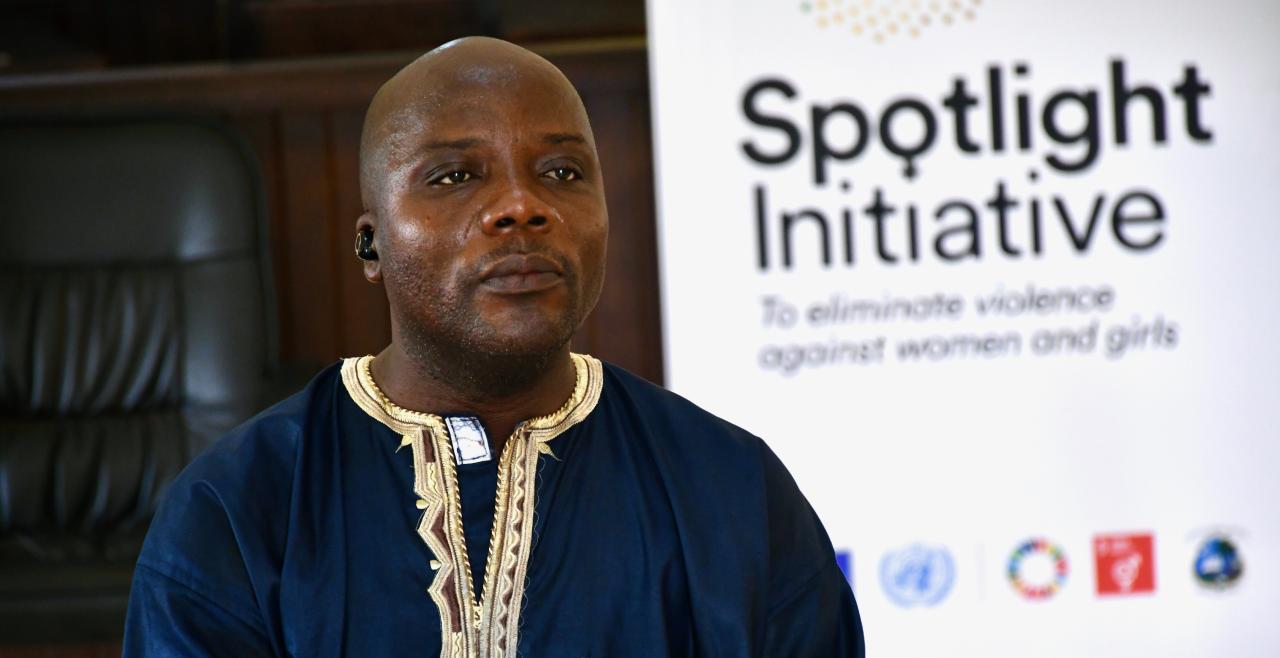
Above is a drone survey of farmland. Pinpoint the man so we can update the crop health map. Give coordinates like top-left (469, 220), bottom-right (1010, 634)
top-left (124, 37), bottom-right (863, 657)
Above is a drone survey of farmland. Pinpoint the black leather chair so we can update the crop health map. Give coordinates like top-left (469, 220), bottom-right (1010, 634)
top-left (0, 117), bottom-right (277, 643)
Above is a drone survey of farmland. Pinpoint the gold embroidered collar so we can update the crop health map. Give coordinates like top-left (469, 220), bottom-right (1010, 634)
top-left (339, 352), bottom-right (603, 658)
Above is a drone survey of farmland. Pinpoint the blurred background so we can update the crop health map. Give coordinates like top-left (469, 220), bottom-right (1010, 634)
top-left (0, 1), bottom-right (654, 654)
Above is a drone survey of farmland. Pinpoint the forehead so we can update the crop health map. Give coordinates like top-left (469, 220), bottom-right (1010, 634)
top-left (382, 62), bottom-right (594, 150)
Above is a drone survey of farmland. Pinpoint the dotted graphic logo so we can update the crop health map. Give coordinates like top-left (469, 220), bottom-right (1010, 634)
top-left (1008, 538), bottom-right (1069, 600)
top-left (798, 0), bottom-right (983, 43)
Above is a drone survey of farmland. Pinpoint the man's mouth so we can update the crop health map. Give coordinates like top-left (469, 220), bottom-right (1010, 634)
top-left (478, 253), bottom-right (565, 293)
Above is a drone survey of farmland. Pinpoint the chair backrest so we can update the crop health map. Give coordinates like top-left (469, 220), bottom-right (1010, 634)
top-left (0, 117), bottom-right (276, 640)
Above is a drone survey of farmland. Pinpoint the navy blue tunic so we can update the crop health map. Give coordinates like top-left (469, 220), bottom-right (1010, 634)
top-left (123, 355), bottom-right (863, 657)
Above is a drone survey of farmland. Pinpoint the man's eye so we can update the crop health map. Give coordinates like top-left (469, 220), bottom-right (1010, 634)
top-left (432, 170), bottom-right (473, 185)
top-left (544, 167), bottom-right (581, 182)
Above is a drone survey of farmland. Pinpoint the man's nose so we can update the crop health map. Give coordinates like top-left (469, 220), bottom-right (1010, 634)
top-left (480, 179), bottom-right (555, 235)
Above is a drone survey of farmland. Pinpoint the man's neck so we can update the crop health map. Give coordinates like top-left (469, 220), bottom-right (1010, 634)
top-left (368, 342), bottom-right (577, 454)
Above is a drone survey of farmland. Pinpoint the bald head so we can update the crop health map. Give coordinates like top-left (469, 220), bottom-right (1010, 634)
top-left (350, 36), bottom-right (609, 398)
top-left (358, 37), bottom-right (595, 212)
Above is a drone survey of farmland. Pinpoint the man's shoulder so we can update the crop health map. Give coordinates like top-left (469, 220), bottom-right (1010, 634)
top-left (137, 362), bottom-right (345, 577)
top-left (596, 360), bottom-right (766, 458)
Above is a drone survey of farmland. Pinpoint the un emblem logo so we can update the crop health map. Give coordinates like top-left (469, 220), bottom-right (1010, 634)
top-left (878, 543), bottom-right (955, 607)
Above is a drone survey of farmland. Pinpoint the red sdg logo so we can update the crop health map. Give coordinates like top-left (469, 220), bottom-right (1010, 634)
top-left (1093, 532), bottom-right (1155, 596)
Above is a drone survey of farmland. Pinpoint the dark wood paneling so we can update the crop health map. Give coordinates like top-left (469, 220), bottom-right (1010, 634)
top-left (0, 40), bottom-right (663, 385)
top-left (568, 52), bottom-right (664, 382)
top-left (277, 110), bottom-right (341, 363)
top-left (0, 0), bottom-right (646, 73)
top-left (498, 0), bottom-right (644, 42)
top-left (60, 0), bottom-right (223, 67)
top-left (237, 0), bottom-right (481, 58)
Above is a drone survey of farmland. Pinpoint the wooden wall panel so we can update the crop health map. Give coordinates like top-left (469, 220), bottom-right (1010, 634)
top-left (236, 0), bottom-right (480, 58)
top-left (570, 54), bottom-right (664, 383)
top-left (277, 111), bottom-right (342, 363)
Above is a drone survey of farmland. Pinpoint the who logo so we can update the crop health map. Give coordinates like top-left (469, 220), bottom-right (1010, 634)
top-left (878, 543), bottom-right (955, 607)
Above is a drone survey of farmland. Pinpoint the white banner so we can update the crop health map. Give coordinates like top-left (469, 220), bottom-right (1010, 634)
top-left (647, 1), bottom-right (1280, 656)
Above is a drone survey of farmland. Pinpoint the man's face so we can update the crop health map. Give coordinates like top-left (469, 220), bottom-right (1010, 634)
top-left (371, 65), bottom-right (608, 364)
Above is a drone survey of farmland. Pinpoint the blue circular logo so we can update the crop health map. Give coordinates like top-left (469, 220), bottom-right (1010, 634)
top-left (1194, 535), bottom-right (1243, 589)
top-left (879, 543), bottom-right (955, 607)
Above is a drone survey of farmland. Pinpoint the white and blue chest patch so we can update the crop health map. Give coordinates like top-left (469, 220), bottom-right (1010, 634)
top-left (444, 416), bottom-right (492, 465)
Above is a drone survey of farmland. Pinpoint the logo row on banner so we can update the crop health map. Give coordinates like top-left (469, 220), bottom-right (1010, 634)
top-left (835, 531), bottom-right (1245, 608)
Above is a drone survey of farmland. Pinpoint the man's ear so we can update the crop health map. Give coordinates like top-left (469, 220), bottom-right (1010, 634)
top-left (356, 212), bottom-right (382, 283)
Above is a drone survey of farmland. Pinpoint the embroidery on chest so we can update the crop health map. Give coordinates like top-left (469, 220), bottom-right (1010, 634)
top-left (339, 354), bottom-right (603, 658)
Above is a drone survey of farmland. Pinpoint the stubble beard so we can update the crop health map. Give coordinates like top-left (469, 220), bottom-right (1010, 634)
top-left (384, 258), bottom-right (584, 400)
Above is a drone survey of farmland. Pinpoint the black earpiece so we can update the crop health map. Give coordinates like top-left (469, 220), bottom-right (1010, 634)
top-left (354, 227), bottom-right (378, 261)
